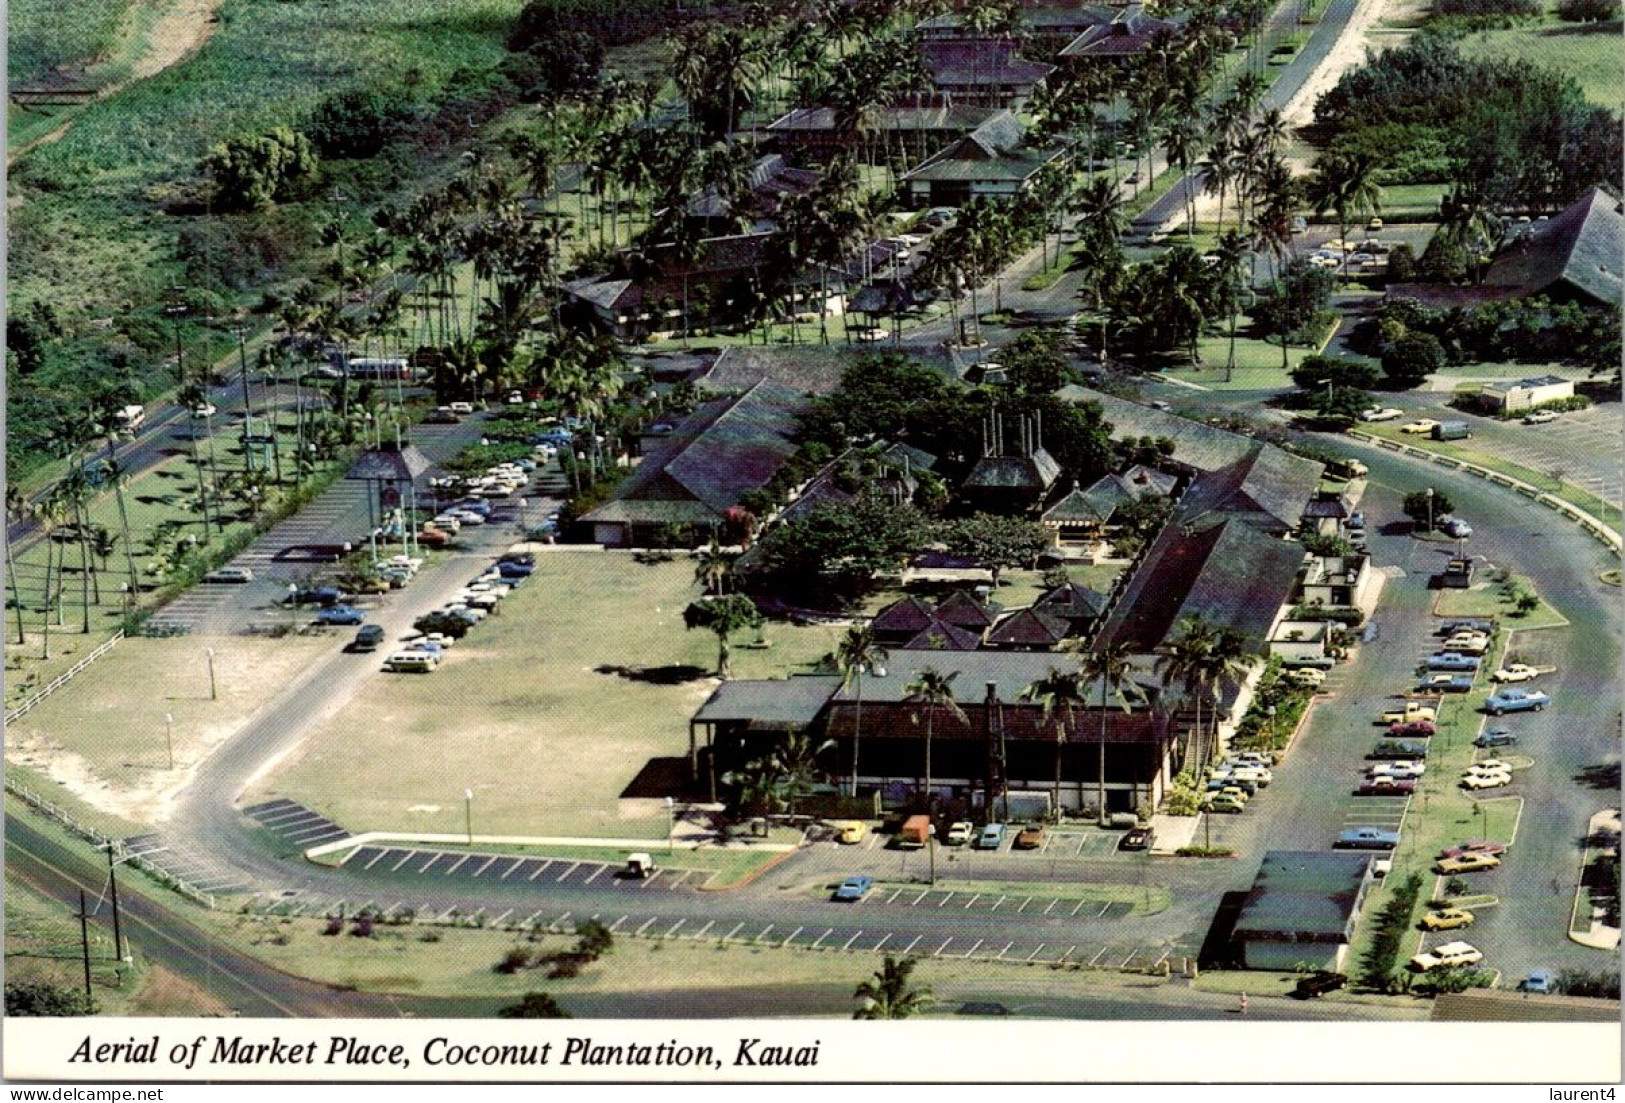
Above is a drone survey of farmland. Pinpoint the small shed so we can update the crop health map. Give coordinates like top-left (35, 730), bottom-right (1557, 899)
top-left (1233, 851), bottom-right (1375, 972)
top-left (1269, 620), bottom-right (1330, 664)
top-left (1477, 374), bottom-right (1575, 414)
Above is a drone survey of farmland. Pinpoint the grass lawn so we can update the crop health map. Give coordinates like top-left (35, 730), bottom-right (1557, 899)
top-left (256, 551), bottom-right (853, 839)
top-left (1454, 13), bottom-right (1623, 108)
top-left (7, 634), bottom-right (335, 825)
top-left (1432, 575), bottom-right (1571, 630)
top-left (1376, 182), bottom-right (1449, 221)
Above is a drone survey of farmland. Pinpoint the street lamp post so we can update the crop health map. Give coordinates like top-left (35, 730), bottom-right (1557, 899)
top-left (164, 713), bottom-right (175, 770)
top-left (665, 796), bottom-right (675, 855)
top-left (101, 843), bottom-right (127, 963)
top-left (204, 647), bottom-right (217, 701)
top-left (518, 497), bottom-right (529, 535)
top-left (1266, 705), bottom-right (1276, 748)
top-left (1426, 487), bottom-right (1435, 534)
top-left (464, 788), bottom-right (475, 846)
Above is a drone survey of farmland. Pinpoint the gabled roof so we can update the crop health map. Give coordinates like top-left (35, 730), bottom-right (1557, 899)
top-left (918, 4), bottom-right (1117, 37)
top-left (919, 39), bottom-right (1057, 90)
top-left (1482, 185), bottom-right (1624, 308)
top-left (904, 132), bottom-right (1063, 184)
top-left (346, 445), bottom-right (432, 483)
top-left (899, 620), bottom-right (985, 651)
top-left (828, 649), bottom-right (1164, 707)
top-left (1059, 4), bottom-right (1179, 57)
top-left (582, 380), bottom-right (808, 524)
top-left (1302, 499), bottom-right (1348, 519)
top-left (693, 675), bottom-right (844, 725)
top-left (687, 154), bottom-right (820, 223)
top-left (987, 607), bottom-right (1070, 647)
top-left (964, 449), bottom-right (1063, 491)
top-left (699, 346), bottom-right (854, 396)
top-left (881, 441), bottom-right (939, 474)
top-left (1175, 446), bottom-right (1324, 533)
top-left (1035, 580), bottom-right (1110, 621)
top-left (870, 595), bottom-right (940, 636)
top-left (935, 590), bottom-right (999, 630)
top-left (1042, 480), bottom-right (1117, 524)
top-left (1097, 517), bottom-right (1307, 653)
top-left (1120, 463), bottom-right (1178, 497)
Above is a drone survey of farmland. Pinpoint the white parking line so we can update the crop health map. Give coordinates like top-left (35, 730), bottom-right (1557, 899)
top-left (668, 870), bottom-right (695, 889)
top-left (911, 890), bottom-right (929, 905)
top-left (1094, 902), bottom-right (1112, 918)
top-left (636, 870), bottom-right (661, 888)
top-left (964, 893), bottom-right (981, 910)
top-left (555, 861), bottom-right (581, 883)
top-left (1070, 900), bottom-right (1087, 916)
top-left (445, 854), bottom-right (471, 875)
top-left (782, 926), bottom-right (803, 948)
top-left (665, 919), bottom-right (685, 938)
top-left (521, 911), bottom-right (544, 928)
top-left (691, 920), bottom-right (715, 940)
top-left (873, 933), bottom-right (891, 952)
top-left (1153, 949), bottom-right (1171, 968)
top-left (935, 937), bottom-right (953, 957)
top-left (491, 909), bottom-right (513, 927)
top-left (500, 859), bottom-right (525, 879)
top-left (724, 922), bottom-right (744, 941)
top-left (362, 850), bottom-right (387, 871)
top-left (529, 861), bottom-right (553, 881)
top-left (1016, 896), bottom-right (1033, 913)
top-left (1043, 899), bottom-right (1058, 915)
top-left (996, 942), bottom-right (1013, 959)
top-left (609, 916), bottom-right (628, 932)
top-left (1062, 945), bottom-right (1077, 963)
top-left (938, 892), bottom-right (955, 908)
top-left (963, 939), bottom-right (983, 959)
top-left (472, 857), bottom-right (498, 877)
top-left (1090, 945), bottom-right (1112, 965)
top-left (582, 865), bottom-right (606, 886)
top-left (1074, 836), bottom-right (1088, 856)
top-left (1118, 948), bottom-right (1138, 968)
top-left (886, 888), bottom-right (903, 904)
top-left (1026, 945), bottom-right (1046, 962)
top-left (903, 935), bottom-right (922, 955)
top-left (812, 929), bottom-right (834, 949)
top-left (553, 912), bottom-right (571, 931)
top-left (990, 895), bottom-right (1007, 912)
top-left (635, 917), bottom-right (657, 936)
top-left (842, 931), bottom-right (864, 951)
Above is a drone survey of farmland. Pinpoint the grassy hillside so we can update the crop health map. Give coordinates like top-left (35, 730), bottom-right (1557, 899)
top-left (8, 0), bottom-right (137, 87)
top-left (1452, 6), bottom-right (1623, 109)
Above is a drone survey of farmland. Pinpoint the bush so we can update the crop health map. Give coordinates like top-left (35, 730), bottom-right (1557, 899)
top-left (1382, 332), bottom-right (1446, 387)
top-left (495, 946), bottom-right (533, 974)
top-left (1557, 0), bottom-right (1620, 19)
top-left (1434, 0), bottom-right (1540, 16)
top-left (1358, 873), bottom-right (1423, 991)
top-left (1174, 845), bottom-right (1237, 857)
top-left (306, 88), bottom-right (418, 159)
top-left (204, 128), bottom-right (319, 212)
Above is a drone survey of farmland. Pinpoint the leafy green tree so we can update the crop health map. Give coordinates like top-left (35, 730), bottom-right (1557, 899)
top-left (1002, 330), bottom-right (1069, 396)
top-left (1403, 488), bottom-right (1454, 529)
top-left (204, 128), bottom-right (318, 211)
top-left (306, 88), bottom-right (415, 158)
top-left (853, 956), bottom-right (933, 1019)
top-left (750, 494), bottom-right (926, 600)
top-left (1253, 259), bottom-right (1337, 367)
top-left (935, 514), bottom-right (1049, 589)
top-left (683, 594), bottom-right (763, 678)
top-left (1290, 355), bottom-right (1381, 394)
top-left (1381, 332), bottom-right (1446, 388)
top-left (498, 992), bottom-right (571, 1018)
top-left (5, 982), bottom-right (92, 1016)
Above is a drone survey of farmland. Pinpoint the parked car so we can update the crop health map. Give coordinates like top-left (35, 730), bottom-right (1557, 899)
top-left (425, 407), bottom-right (461, 424)
top-left (292, 585), bottom-right (347, 607)
top-left (1485, 689), bottom-right (1550, 715)
top-left (1426, 652), bottom-right (1481, 672)
top-left (448, 401), bottom-right (475, 415)
top-left (1421, 908), bottom-right (1476, 931)
top-left (349, 625), bottom-right (386, 653)
top-left (1440, 618), bottom-right (1495, 636)
top-left (832, 875), bottom-right (874, 902)
top-left (1371, 739), bottom-right (1430, 759)
top-left (1474, 728), bottom-right (1518, 748)
top-left (1410, 941), bottom-right (1483, 971)
top-left (1492, 663), bottom-right (1542, 683)
top-left (945, 821), bottom-right (974, 846)
top-left (315, 605), bottom-right (365, 626)
top-left (405, 640), bottom-right (444, 664)
top-left (1461, 771), bottom-right (1513, 791)
top-left (1419, 673), bottom-right (1476, 694)
top-left (1013, 824), bottom-right (1047, 850)
top-left (1436, 853), bottom-right (1501, 874)
top-left (203, 566), bottom-right (254, 584)
top-left (1336, 827), bottom-right (1400, 850)
top-left (1203, 793), bottom-right (1247, 814)
top-left (1286, 668), bottom-right (1327, 688)
top-left (1523, 410), bottom-right (1560, 425)
top-left (1519, 970), bottom-right (1554, 994)
top-left (1291, 971), bottom-right (1347, 999)
top-left (1400, 419), bottom-right (1440, 435)
top-left (498, 561), bottom-right (535, 579)
top-left (976, 823), bottom-right (1006, 850)
top-left (1389, 720), bottom-right (1436, 738)
top-left (1361, 407), bottom-right (1403, 422)
top-left (1345, 510), bottom-right (1365, 530)
top-left (1119, 827), bottom-right (1154, 851)
top-left (1441, 840), bottom-right (1507, 859)
top-left (448, 509), bottom-right (486, 526)
top-left (1370, 761), bottom-right (1426, 780)
top-left (1440, 516), bottom-right (1473, 538)
top-left (385, 651), bottom-right (435, 673)
top-left (1356, 778), bottom-right (1416, 796)
top-left (836, 821), bottom-right (868, 845)
top-left (1381, 703), bottom-right (1437, 725)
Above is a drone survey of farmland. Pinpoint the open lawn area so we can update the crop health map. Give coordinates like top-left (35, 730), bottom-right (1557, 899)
top-left (254, 551), bottom-right (853, 839)
top-left (7, 633), bottom-right (335, 825)
top-left (1432, 575), bottom-right (1570, 631)
top-left (1454, 15), bottom-right (1623, 109)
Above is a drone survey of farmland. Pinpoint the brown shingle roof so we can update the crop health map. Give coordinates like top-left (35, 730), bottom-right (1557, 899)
top-left (987, 607), bottom-right (1071, 647)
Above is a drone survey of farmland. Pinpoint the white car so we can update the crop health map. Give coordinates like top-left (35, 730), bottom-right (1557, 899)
top-left (1229, 766), bottom-right (1273, 786)
top-left (1286, 668), bottom-right (1327, 688)
top-left (431, 514), bottom-right (462, 533)
top-left (1411, 941), bottom-right (1483, 971)
top-left (442, 604), bottom-right (487, 624)
top-left (1444, 632), bottom-right (1490, 654)
top-left (1523, 410), bottom-right (1560, 425)
top-left (1370, 761), bottom-right (1426, 780)
top-left (448, 509), bottom-right (486, 526)
top-left (1493, 663), bottom-right (1541, 683)
top-left (1361, 407), bottom-right (1403, 422)
top-left (448, 401), bottom-right (475, 415)
top-left (1308, 254), bottom-right (1341, 269)
top-left (190, 403), bottom-right (218, 418)
top-left (945, 821), bottom-right (974, 846)
top-left (1461, 770), bottom-right (1513, 791)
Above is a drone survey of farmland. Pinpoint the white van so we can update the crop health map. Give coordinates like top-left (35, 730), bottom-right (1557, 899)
top-left (385, 651), bottom-right (436, 673)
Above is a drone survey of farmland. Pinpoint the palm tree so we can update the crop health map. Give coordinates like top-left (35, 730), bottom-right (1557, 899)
top-left (1306, 153), bottom-right (1382, 268)
top-left (1196, 627), bottom-right (1256, 768)
top-left (1021, 668), bottom-right (1084, 816)
top-left (904, 667), bottom-right (966, 805)
top-left (835, 625), bottom-right (888, 799)
top-left (853, 956), bottom-right (933, 1020)
top-left (5, 486), bottom-right (32, 644)
top-left (1213, 229), bottom-right (1252, 382)
top-left (693, 539), bottom-right (739, 596)
top-left (1155, 618), bottom-right (1216, 774)
top-left (1199, 136), bottom-right (1237, 234)
top-left (1076, 642), bottom-right (1142, 823)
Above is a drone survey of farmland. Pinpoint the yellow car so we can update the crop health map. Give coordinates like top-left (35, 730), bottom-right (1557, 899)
top-left (1421, 907), bottom-right (1476, 931)
top-left (1380, 703), bottom-right (1437, 725)
top-left (1435, 853), bottom-right (1501, 874)
top-left (1400, 419), bottom-right (1440, 435)
top-left (836, 821), bottom-right (868, 845)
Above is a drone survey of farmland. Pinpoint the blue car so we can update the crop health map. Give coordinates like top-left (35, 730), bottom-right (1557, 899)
top-left (977, 823), bottom-right (1006, 850)
top-left (1485, 689), bottom-right (1550, 715)
top-left (1335, 827), bottom-right (1401, 850)
top-left (1426, 652), bottom-right (1481, 671)
top-left (1418, 674), bottom-right (1475, 693)
top-left (832, 875), bottom-right (873, 902)
top-left (497, 561), bottom-right (534, 579)
top-left (315, 604), bottom-right (366, 626)
top-left (456, 499), bottom-right (493, 517)
top-left (1520, 970), bottom-right (1554, 994)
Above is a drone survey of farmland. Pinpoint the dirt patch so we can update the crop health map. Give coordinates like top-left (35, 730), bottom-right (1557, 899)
top-left (128, 963), bottom-right (232, 1017)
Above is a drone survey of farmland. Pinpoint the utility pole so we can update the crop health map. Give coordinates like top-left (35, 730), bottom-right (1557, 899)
top-left (105, 845), bottom-right (125, 963)
top-left (236, 327), bottom-right (254, 473)
top-left (76, 889), bottom-right (94, 1010)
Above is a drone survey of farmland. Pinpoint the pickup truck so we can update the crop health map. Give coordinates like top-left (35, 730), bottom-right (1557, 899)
top-left (1380, 703), bottom-right (1437, 725)
top-left (1484, 689), bottom-right (1549, 715)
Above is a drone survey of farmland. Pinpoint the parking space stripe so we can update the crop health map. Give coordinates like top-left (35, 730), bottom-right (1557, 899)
top-left (529, 861), bottom-right (553, 881)
top-left (724, 922), bottom-right (744, 941)
top-left (873, 933), bottom-right (891, 952)
top-left (635, 918), bottom-right (656, 936)
top-left (1118, 948), bottom-right (1139, 968)
top-left (1043, 899), bottom-right (1058, 915)
top-left (418, 853), bottom-right (439, 874)
top-left (997, 942), bottom-right (1013, 959)
top-left (964, 893), bottom-right (981, 910)
top-left (885, 889), bottom-right (903, 904)
top-left (1016, 896), bottom-right (1033, 913)
top-left (781, 926), bottom-right (803, 948)
top-left (1090, 945), bottom-right (1112, 965)
top-left (668, 870), bottom-right (694, 889)
top-left (521, 911), bottom-right (543, 928)
top-left (1027, 945), bottom-right (1046, 962)
top-left (582, 865), bottom-right (606, 886)
top-left (609, 916), bottom-right (628, 932)
top-left (636, 870), bottom-right (660, 888)
top-left (500, 859), bottom-right (525, 880)
top-left (362, 850), bottom-right (386, 871)
top-left (1070, 900), bottom-right (1086, 916)
top-left (937, 892), bottom-right (955, 908)
top-left (553, 912), bottom-right (571, 931)
top-left (555, 861), bottom-right (581, 883)
top-left (911, 890), bottom-right (929, 905)
top-left (841, 931), bottom-right (863, 951)
top-left (472, 857), bottom-right (498, 877)
top-left (1095, 902), bottom-right (1111, 917)
top-left (665, 919), bottom-right (685, 938)
top-left (934, 938), bottom-right (953, 957)
top-left (903, 935), bottom-right (921, 955)
top-left (754, 925), bottom-right (775, 945)
top-left (446, 855), bottom-right (471, 875)
top-left (990, 895), bottom-right (1006, 911)
top-left (962, 938), bottom-right (982, 959)
top-left (813, 929), bottom-right (834, 949)
top-left (692, 920), bottom-right (715, 940)
top-left (1062, 945), bottom-right (1077, 963)
top-left (492, 909), bottom-right (513, 927)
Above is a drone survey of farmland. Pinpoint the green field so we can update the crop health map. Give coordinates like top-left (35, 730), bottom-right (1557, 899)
top-left (8, 0), bottom-right (138, 89)
top-left (1455, 16), bottom-right (1623, 109)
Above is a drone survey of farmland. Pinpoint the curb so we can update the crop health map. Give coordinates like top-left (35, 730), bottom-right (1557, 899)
top-left (698, 843), bottom-right (806, 892)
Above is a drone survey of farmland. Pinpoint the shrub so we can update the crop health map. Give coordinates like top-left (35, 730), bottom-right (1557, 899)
top-left (1358, 873), bottom-right (1423, 991)
top-left (1557, 0), bottom-right (1620, 19)
top-left (495, 947), bottom-right (533, 974)
top-left (307, 88), bottom-right (418, 159)
top-left (323, 917), bottom-right (344, 936)
top-left (203, 128), bottom-right (319, 212)
top-left (1382, 332), bottom-right (1447, 387)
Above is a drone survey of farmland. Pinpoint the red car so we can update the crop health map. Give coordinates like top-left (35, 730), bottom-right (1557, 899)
top-left (1389, 720), bottom-right (1437, 737)
top-left (1356, 778), bottom-right (1417, 796)
top-left (1441, 840), bottom-right (1508, 859)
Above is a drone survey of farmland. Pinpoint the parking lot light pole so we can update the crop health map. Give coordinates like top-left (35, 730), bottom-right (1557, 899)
top-left (164, 713), bottom-right (175, 770)
top-left (204, 648), bottom-right (217, 701)
top-left (465, 788), bottom-right (475, 846)
top-left (1426, 487), bottom-right (1435, 534)
top-left (665, 796), bottom-right (675, 855)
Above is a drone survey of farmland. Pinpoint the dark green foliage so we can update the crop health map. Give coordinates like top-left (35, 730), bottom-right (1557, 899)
top-left (1108, 246), bottom-right (1231, 361)
top-left (1433, 0), bottom-right (1540, 18)
top-left (498, 992), bottom-right (571, 1018)
top-left (799, 354), bottom-right (951, 450)
top-left (1352, 295), bottom-right (1619, 372)
top-left (935, 513), bottom-right (1050, 586)
top-left (1254, 259), bottom-right (1338, 347)
top-left (509, 0), bottom-right (693, 50)
top-left (412, 611), bottom-right (473, 639)
top-left (1403, 488), bottom-right (1455, 528)
top-left (1386, 242), bottom-right (1417, 281)
top-left (203, 127), bottom-right (319, 211)
top-left (1557, 0), bottom-right (1621, 19)
top-left (306, 88), bottom-right (418, 159)
top-left (177, 210), bottom-right (313, 292)
top-left (1291, 355), bottom-right (1382, 393)
top-left (501, 29), bottom-right (605, 101)
top-left (1324, 123), bottom-right (1452, 186)
top-left (1556, 969), bottom-right (1621, 998)
top-left (1358, 873), bottom-right (1423, 991)
top-left (1102, 496), bottom-right (1173, 559)
top-left (1381, 331), bottom-right (1447, 386)
top-left (5, 981), bottom-right (93, 1016)
top-left (6, 301), bottom-right (64, 376)
top-left (1002, 330), bottom-right (1069, 395)
top-left (749, 494), bottom-right (927, 602)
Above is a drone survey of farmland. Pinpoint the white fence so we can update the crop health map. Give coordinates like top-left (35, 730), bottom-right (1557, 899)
top-left (6, 631), bottom-right (124, 724)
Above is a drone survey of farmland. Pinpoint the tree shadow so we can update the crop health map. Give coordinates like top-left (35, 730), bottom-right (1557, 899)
top-left (1573, 763), bottom-right (1621, 790)
top-left (594, 663), bottom-right (712, 685)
